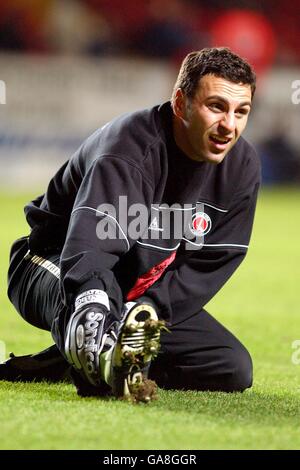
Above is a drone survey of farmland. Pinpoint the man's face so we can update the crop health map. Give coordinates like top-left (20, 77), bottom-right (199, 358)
top-left (173, 74), bottom-right (252, 164)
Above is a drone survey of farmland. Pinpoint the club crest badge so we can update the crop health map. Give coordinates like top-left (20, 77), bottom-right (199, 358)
top-left (190, 212), bottom-right (212, 236)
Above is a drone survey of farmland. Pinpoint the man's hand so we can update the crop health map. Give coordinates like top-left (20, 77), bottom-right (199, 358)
top-left (64, 289), bottom-right (117, 387)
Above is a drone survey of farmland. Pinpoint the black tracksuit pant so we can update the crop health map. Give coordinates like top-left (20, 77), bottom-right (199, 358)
top-left (7, 237), bottom-right (253, 392)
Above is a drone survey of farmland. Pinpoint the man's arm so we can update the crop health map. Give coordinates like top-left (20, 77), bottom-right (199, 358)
top-left (60, 155), bottom-right (153, 319)
top-left (144, 161), bottom-right (261, 325)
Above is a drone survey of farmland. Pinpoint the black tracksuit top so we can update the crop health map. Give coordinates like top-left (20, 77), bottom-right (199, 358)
top-left (24, 102), bottom-right (261, 324)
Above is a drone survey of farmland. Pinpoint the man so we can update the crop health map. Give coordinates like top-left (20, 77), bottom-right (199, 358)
top-left (1, 47), bottom-right (260, 403)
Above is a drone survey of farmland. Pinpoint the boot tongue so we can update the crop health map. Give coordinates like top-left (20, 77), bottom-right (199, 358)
top-left (101, 321), bottom-right (119, 353)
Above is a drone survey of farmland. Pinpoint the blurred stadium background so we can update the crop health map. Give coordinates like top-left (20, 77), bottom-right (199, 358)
top-left (0, 0), bottom-right (300, 189)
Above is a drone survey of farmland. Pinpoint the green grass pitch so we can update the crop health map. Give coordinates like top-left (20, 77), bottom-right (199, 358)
top-left (0, 188), bottom-right (299, 450)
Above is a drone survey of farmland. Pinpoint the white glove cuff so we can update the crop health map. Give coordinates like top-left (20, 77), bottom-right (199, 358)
top-left (75, 289), bottom-right (110, 311)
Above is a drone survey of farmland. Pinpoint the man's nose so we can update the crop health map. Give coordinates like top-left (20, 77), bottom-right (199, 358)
top-left (220, 112), bottom-right (235, 133)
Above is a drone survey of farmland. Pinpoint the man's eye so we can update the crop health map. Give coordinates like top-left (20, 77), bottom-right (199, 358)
top-left (209, 103), bottom-right (223, 111)
top-left (236, 109), bottom-right (249, 116)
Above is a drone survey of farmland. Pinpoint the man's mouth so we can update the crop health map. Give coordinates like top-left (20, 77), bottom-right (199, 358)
top-left (209, 134), bottom-right (232, 145)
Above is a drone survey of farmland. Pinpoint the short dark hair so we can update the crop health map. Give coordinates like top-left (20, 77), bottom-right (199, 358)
top-left (171, 47), bottom-right (256, 105)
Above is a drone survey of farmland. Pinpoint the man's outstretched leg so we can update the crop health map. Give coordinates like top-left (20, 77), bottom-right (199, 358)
top-left (0, 345), bottom-right (70, 383)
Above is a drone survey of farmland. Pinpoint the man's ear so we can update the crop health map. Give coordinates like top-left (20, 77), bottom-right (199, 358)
top-left (173, 89), bottom-right (187, 119)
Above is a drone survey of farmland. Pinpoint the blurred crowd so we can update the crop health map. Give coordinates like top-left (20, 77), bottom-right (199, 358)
top-left (0, 0), bottom-right (299, 66)
top-left (1, 0), bottom-right (300, 184)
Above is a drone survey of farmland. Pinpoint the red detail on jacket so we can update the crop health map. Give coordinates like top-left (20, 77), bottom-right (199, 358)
top-left (126, 251), bottom-right (177, 301)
